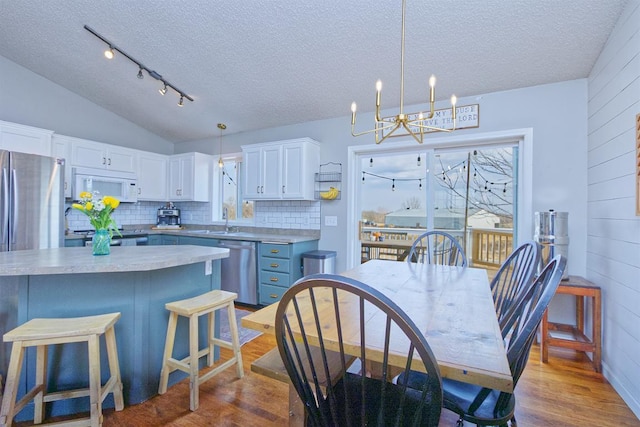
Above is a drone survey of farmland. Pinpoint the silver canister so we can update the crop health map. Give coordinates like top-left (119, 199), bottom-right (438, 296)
top-left (534, 210), bottom-right (569, 279)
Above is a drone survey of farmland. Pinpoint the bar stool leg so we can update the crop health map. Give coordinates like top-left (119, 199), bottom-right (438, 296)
top-left (207, 312), bottom-right (215, 367)
top-left (0, 343), bottom-right (25, 427)
top-left (227, 304), bottom-right (244, 378)
top-left (158, 312), bottom-right (178, 395)
top-left (87, 334), bottom-right (102, 427)
top-left (33, 345), bottom-right (48, 424)
top-left (189, 314), bottom-right (200, 411)
top-left (105, 326), bottom-right (125, 410)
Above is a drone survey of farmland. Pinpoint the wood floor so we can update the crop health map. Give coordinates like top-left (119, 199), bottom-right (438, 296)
top-left (14, 333), bottom-right (640, 427)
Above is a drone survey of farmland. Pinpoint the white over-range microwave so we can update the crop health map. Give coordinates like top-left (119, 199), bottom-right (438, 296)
top-left (72, 167), bottom-right (138, 202)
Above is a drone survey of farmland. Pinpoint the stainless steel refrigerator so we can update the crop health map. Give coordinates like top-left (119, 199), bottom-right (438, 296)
top-left (0, 150), bottom-right (65, 251)
top-left (0, 150), bottom-right (65, 376)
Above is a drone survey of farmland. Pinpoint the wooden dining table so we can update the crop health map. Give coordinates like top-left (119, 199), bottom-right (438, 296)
top-left (242, 259), bottom-right (513, 394)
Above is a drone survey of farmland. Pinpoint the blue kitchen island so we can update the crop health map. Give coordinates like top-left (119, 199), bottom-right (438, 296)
top-left (0, 245), bottom-right (229, 420)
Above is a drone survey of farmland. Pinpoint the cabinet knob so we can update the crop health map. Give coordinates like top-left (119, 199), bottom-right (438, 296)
top-left (269, 294), bottom-right (279, 299)
top-left (270, 249), bottom-right (280, 254)
top-left (270, 277), bottom-right (279, 282)
top-left (102, 157), bottom-right (106, 165)
top-left (256, 185), bottom-right (260, 193)
top-left (270, 263), bottom-right (279, 268)
top-left (282, 185), bottom-right (285, 193)
top-left (108, 158), bottom-right (111, 165)
top-left (261, 185), bottom-right (264, 193)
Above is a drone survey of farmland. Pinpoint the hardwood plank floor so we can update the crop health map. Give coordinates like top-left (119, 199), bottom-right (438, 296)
top-left (14, 333), bottom-right (640, 426)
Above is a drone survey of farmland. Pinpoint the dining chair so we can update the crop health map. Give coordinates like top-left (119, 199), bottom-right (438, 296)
top-left (397, 255), bottom-right (566, 427)
top-left (491, 240), bottom-right (540, 327)
top-left (275, 273), bottom-right (443, 427)
top-left (407, 230), bottom-right (467, 267)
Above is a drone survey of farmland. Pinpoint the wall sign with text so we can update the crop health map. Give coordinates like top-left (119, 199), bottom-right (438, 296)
top-left (381, 104), bottom-right (479, 138)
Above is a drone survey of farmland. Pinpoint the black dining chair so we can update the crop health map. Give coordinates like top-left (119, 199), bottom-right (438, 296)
top-left (275, 274), bottom-right (443, 427)
top-left (407, 230), bottom-right (467, 267)
top-left (397, 255), bottom-right (566, 427)
top-left (491, 241), bottom-right (540, 327)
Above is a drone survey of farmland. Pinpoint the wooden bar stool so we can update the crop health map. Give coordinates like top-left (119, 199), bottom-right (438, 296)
top-left (0, 312), bottom-right (124, 427)
top-left (158, 290), bottom-right (244, 411)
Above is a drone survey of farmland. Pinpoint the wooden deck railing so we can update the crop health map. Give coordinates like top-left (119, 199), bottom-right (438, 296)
top-left (361, 227), bottom-right (513, 269)
top-left (469, 228), bottom-right (513, 269)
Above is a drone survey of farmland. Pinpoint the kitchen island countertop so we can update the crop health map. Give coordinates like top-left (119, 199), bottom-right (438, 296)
top-left (0, 245), bottom-right (229, 276)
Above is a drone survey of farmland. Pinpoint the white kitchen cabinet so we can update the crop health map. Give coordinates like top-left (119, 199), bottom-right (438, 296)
top-left (137, 151), bottom-right (168, 201)
top-left (243, 144), bottom-right (282, 199)
top-left (71, 139), bottom-right (137, 173)
top-left (168, 152), bottom-right (211, 201)
top-left (0, 120), bottom-right (53, 156)
top-left (282, 140), bottom-right (320, 199)
top-left (242, 138), bottom-right (319, 200)
top-left (51, 134), bottom-right (73, 198)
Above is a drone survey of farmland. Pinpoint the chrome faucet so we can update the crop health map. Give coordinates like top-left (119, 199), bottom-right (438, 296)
top-left (223, 207), bottom-right (229, 232)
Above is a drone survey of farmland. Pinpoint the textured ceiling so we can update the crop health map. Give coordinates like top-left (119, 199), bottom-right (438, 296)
top-left (0, 0), bottom-right (628, 143)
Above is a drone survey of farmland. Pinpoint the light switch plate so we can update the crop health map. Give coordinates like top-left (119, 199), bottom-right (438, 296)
top-left (325, 215), bottom-right (338, 226)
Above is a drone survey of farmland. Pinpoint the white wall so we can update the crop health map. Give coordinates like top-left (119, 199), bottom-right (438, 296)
top-left (180, 79), bottom-right (589, 277)
top-left (587, 0), bottom-right (640, 417)
top-left (0, 55), bottom-right (174, 154)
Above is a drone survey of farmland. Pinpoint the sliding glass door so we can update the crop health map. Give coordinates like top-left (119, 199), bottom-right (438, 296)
top-left (357, 143), bottom-right (517, 274)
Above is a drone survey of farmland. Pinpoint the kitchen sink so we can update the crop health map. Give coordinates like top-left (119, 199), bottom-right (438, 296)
top-left (187, 230), bottom-right (252, 237)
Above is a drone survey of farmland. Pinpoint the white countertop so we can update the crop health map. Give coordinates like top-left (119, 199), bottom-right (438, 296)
top-left (0, 245), bottom-right (229, 276)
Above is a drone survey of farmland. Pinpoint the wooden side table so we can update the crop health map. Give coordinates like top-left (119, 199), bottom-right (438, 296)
top-left (540, 276), bottom-right (602, 372)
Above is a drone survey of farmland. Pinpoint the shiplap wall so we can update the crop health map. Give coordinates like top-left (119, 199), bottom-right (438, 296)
top-left (587, 0), bottom-right (640, 417)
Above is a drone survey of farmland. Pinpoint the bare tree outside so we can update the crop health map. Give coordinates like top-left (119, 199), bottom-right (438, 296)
top-left (401, 196), bottom-right (422, 209)
top-left (437, 148), bottom-right (513, 221)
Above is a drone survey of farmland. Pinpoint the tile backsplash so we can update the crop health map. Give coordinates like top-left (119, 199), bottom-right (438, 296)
top-left (66, 200), bottom-right (320, 231)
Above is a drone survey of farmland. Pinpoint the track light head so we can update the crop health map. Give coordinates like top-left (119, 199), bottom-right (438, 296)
top-left (178, 96), bottom-right (184, 107)
top-left (104, 47), bottom-right (114, 59)
top-left (159, 84), bottom-right (167, 95)
top-left (137, 68), bottom-right (144, 79)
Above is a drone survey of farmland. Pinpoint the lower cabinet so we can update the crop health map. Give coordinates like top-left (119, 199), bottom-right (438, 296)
top-left (258, 240), bottom-right (318, 306)
top-left (64, 238), bottom-right (85, 247)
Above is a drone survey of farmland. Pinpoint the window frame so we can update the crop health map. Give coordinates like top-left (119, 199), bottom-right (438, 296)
top-left (213, 152), bottom-right (254, 224)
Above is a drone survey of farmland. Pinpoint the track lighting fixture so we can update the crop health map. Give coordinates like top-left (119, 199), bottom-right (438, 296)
top-left (84, 25), bottom-right (194, 106)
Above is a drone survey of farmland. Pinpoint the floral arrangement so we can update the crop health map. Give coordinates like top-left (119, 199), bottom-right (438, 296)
top-left (72, 191), bottom-right (122, 236)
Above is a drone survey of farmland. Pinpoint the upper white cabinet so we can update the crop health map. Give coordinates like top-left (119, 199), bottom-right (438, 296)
top-left (242, 138), bottom-right (320, 200)
top-left (51, 134), bottom-right (73, 198)
top-left (243, 144), bottom-right (283, 199)
top-left (71, 139), bottom-right (137, 173)
top-left (168, 152), bottom-right (211, 201)
top-left (137, 151), bottom-right (168, 201)
top-left (0, 120), bottom-right (53, 156)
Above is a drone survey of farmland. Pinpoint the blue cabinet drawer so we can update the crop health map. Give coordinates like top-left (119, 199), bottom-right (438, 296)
top-left (260, 257), bottom-right (290, 273)
top-left (260, 270), bottom-right (289, 287)
top-left (260, 243), bottom-right (291, 259)
top-left (259, 284), bottom-right (287, 305)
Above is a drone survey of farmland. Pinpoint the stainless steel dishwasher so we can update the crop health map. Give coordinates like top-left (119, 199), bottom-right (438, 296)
top-left (218, 240), bottom-right (257, 305)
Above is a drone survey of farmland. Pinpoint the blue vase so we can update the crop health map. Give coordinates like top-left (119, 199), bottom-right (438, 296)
top-left (92, 229), bottom-right (111, 255)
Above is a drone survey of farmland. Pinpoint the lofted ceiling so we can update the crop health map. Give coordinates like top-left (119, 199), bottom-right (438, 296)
top-left (0, 0), bottom-right (628, 143)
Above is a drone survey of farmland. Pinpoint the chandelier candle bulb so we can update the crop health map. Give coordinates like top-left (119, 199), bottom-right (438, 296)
top-left (429, 75), bottom-right (436, 103)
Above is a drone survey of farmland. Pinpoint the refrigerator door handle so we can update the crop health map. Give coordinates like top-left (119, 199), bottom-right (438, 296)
top-left (1, 168), bottom-right (8, 242)
top-left (10, 169), bottom-right (17, 244)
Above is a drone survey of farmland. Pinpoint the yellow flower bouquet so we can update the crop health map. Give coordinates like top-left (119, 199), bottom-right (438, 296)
top-left (72, 191), bottom-right (122, 237)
